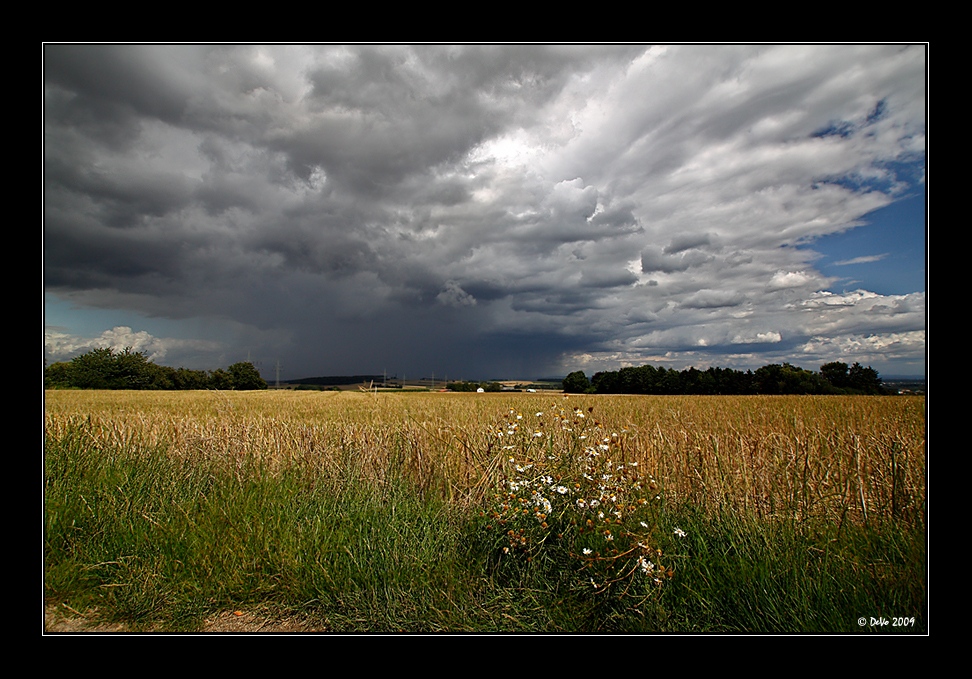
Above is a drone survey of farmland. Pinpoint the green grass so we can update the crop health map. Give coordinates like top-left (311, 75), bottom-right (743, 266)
top-left (45, 413), bottom-right (925, 633)
top-left (45, 419), bottom-right (471, 631)
top-left (655, 509), bottom-right (926, 632)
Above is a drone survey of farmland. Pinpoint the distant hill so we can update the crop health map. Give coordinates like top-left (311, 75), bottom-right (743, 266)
top-left (881, 376), bottom-right (926, 394)
top-left (286, 375), bottom-right (386, 387)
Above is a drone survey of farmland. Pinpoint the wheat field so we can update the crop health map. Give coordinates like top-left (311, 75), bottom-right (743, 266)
top-left (44, 389), bottom-right (926, 525)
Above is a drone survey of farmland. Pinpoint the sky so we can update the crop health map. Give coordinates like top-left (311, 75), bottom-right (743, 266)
top-left (44, 44), bottom-right (926, 381)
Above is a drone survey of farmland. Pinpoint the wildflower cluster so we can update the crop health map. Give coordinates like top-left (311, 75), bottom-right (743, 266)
top-left (482, 403), bottom-right (685, 597)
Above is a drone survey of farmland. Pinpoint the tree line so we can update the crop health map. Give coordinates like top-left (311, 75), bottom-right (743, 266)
top-left (44, 348), bottom-right (267, 391)
top-left (562, 361), bottom-right (889, 396)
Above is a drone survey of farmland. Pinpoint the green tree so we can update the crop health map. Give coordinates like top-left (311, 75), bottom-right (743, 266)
top-left (447, 381), bottom-right (480, 392)
top-left (60, 347), bottom-right (158, 389)
top-left (754, 363), bottom-right (828, 395)
top-left (562, 370), bottom-right (592, 394)
top-left (820, 361), bottom-right (850, 389)
top-left (591, 370), bottom-right (618, 393)
top-left (228, 361), bottom-right (267, 390)
top-left (848, 362), bottom-right (885, 394)
top-left (208, 368), bottom-right (233, 390)
top-left (112, 348), bottom-right (158, 389)
top-left (44, 362), bottom-right (74, 389)
top-left (171, 367), bottom-right (210, 390)
top-left (68, 348), bottom-right (115, 388)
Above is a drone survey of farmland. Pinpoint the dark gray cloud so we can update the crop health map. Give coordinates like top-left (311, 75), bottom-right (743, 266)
top-left (45, 45), bottom-right (926, 378)
top-left (680, 290), bottom-right (746, 309)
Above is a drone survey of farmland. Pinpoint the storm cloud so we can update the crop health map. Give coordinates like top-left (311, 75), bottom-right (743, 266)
top-left (44, 45), bottom-right (926, 379)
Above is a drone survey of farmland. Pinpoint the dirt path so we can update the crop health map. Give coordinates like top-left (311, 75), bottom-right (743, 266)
top-left (44, 604), bottom-right (326, 633)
